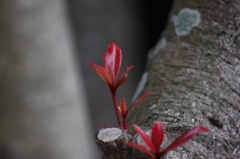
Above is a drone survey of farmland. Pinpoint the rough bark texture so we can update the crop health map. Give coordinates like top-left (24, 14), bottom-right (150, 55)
top-left (0, 0), bottom-right (95, 158)
top-left (128, 0), bottom-right (240, 158)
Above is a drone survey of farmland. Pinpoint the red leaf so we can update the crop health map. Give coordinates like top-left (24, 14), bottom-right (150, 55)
top-left (89, 62), bottom-right (112, 87)
top-left (125, 92), bottom-right (150, 115)
top-left (119, 98), bottom-right (126, 116)
top-left (103, 42), bottom-right (122, 81)
top-left (115, 66), bottom-right (134, 88)
top-left (151, 121), bottom-right (164, 153)
top-left (132, 92), bottom-right (150, 108)
top-left (160, 126), bottom-right (208, 155)
top-left (128, 142), bottom-right (155, 158)
top-left (132, 124), bottom-right (157, 153)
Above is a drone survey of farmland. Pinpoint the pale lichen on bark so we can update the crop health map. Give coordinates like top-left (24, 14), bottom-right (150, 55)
top-left (128, 0), bottom-right (240, 158)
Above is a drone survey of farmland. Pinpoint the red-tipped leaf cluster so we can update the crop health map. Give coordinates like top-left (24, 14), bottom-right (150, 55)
top-left (89, 42), bottom-right (134, 92)
top-left (128, 121), bottom-right (208, 158)
top-left (89, 42), bottom-right (149, 131)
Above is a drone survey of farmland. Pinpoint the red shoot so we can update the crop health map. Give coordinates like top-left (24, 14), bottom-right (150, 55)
top-left (89, 42), bottom-right (134, 128)
top-left (89, 42), bottom-right (134, 92)
top-left (119, 98), bottom-right (127, 117)
top-left (119, 92), bottom-right (150, 118)
top-left (128, 121), bottom-right (208, 158)
top-left (119, 92), bottom-right (150, 133)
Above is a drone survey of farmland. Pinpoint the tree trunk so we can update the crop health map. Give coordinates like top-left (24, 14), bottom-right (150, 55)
top-left (128, 0), bottom-right (240, 158)
top-left (0, 0), bottom-right (96, 159)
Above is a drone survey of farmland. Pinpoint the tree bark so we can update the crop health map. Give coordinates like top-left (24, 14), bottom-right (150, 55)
top-left (128, 0), bottom-right (240, 158)
top-left (0, 0), bottom-right (96, 159)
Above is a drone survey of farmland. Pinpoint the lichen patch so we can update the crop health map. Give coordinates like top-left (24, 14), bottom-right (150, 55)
top-left (172, 8), bottom-right (201, 36)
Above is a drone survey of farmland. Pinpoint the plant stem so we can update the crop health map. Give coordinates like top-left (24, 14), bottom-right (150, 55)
top-left (122, 117), bottom-right (129, 134)
top-left (111, 91), bottom-right (123, 128)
